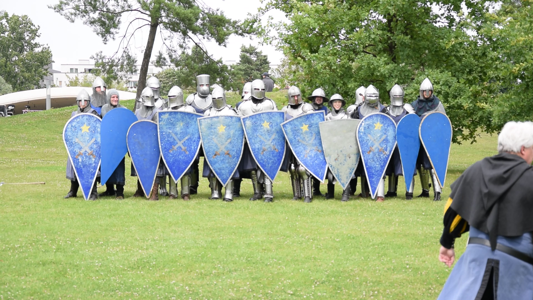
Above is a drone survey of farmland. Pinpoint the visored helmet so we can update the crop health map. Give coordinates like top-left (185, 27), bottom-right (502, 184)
top-left (167, 86), bottom-right (184, 108)
top-left (329, 93), bottom-right (346, 107)
top-left (389, 84), bottom-right (404, 107)
top-left (419, 78), bottom-right (433, 99)
top-left (355, 86), bottom-right (366, 105)
top-left (141, 87), bottom-right (155, 107)
top-left (196, 74), bottom-right (210, 97)
top-left (77, 89), bottom-right (91, 107)
top-left (365, 85), bottom-right (379, 107)
top-left (146, 76), bottom-right (161, 99)
top-left (106, 89), bottom-right (120, 106)
top-left (241, 82), bottom-right (252, 100)
top-left (307, 88), bottom-right (329, 102)
top-left (212, 86), bottom-right (226, 110)
top-left (287, 86), bottom-right (302, 105)
top-left (251, 79), bottom-right (265, 100)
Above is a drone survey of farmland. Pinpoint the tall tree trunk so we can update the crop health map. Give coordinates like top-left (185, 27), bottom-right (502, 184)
top-left (134, 22), bottom-right (158, 112)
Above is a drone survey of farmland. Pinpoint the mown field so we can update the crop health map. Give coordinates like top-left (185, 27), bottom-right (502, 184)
top-left (0, 91), bottom-right (498, 299)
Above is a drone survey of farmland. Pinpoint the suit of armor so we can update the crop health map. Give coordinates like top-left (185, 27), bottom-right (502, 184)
top-left (307, 88), bottom-right (329, 197)
top-left (147, 76), bottom-right (167, 110)
top-left (90, 77), bottom-right (107, 115)
top-left (346, 86), bottom-right (366, 116)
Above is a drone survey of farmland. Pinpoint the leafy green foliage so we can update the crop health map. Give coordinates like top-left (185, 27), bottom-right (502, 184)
top-left (230, 45), bottom-right (271, 88)
top-left (0, 12), bottom-right (53, 92)
top-left (0, 75), bottom-right (13, 95)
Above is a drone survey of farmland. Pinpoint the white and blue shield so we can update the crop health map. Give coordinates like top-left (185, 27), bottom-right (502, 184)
top-left (357, 113), bottom-right (397, 198)
top-left (420, 112), bottom-right (452, 188)
top-left (242, 111), bottom-right (286, 181)
top-left (198, 115), bottom-right (244, 186)
top-left (127, 120), bottom-right (160, 198)
top-left (158, 111), bottom-right (203, 182)
top-left (63, 113), bottom-right (102, 200)
top-left (281, 111), bottom-right (327, 182)
top-left (319, 119), bottom-right (360, 190)
top-left (100, 108), bottom-right (137, 185)
top-left (397, 114), bottom-right (421, 192)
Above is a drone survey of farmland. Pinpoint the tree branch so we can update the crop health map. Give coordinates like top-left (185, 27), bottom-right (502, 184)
top-left (110, 23), bottom-right (150, 59)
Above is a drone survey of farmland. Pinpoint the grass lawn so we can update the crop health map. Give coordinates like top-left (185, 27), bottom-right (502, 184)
top-left (0, 91), bottom-right (498, 299)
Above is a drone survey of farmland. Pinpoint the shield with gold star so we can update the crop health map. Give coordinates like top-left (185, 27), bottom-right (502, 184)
top-left (319, 119), bottom-right (360, 190)
top-left (198, 115), bottom-right (244, 186)
top-left (281, 111), bottom-right (327, 182)
top-left (357, 113), bottom-right (397, 199)
top-left (63, 113), bottom-right (102, 200)
top-left (127, 120), bottom-right (160, 198)
top-left (158, 111), bottom-right (203, 182)
top-left (241, 111), bottom-right (286, 181)
top-left (420, 112), bottom-right (452, 188)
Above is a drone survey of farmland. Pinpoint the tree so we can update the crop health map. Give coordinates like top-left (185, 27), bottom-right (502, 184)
top-left (0, 12), bottom-right (53, 92)
top-left (50, 0), bottom-right (240, 107)
top-left (0, 75), bottom-right (13, 95)
top-left (230, 45), bottom-right (271, 86)
top-left (255, 0), bottom-right (501, 143)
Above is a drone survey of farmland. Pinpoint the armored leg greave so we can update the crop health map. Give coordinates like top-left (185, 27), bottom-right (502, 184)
top-left (158, 176), bottom-right (168, 196)
top-left (181, 174), bottom-right (191, 200)
top-left (430, 170), bottom-right (442, 201)
top-left (209, 177), bottom-right (222, 199)
top-left (250, 170), bottom-right (262, 201)
top-left (298, 165), bottom-right (312, 203)
top-left (289, 163), bottom-right (301, 200)
top-left (64, 180), bottom-right (79, 199)
top-left (264, 178), bottom-right (274, 203)
top-left (224, 180), bottom-right (233, 202)
top-left (169, 180), bottom-right (178, 199)
top-left (341, 184), bottom-right (351, 202)
top-left (417, 168), bottom-right (430, 197)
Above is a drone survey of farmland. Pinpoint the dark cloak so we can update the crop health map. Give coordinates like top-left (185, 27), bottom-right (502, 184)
top-left (411, 95), bottom-right (441, 116)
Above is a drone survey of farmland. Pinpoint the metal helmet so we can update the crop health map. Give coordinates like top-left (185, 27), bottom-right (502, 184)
top-left (287, 86), bottom-right (302, 105)
top-left (196, 74), bottom-right (210, 97)
top-left (106, 89), bottom-right (120, 106)
top-left (146, 76), bottom-right (161, 99)
top-left (92, 77), bottom-right (106, 92)
top-left (389, 84), bottom-right (404, 107)
top-left (167, 86), bottom-right (184, 108)
top-left (329, 94), bottom-right (346, 108)
top-left (91, 76), bottom-right (107, 106)
top-left (212, 86), bottom-right (226, 110)
top-left (365, 85), bottom-right (379, 106)
top-left (355, 86), bottom-right (366, 105)
top-left (241, 82), bottom-right (252, 100)
top-left (307, 88), bottom-right (329, 102)
top-left (419, 78), bottom-right (433, 99)
top-left (141, 87), bottom-right (155, 107)
top-left (77, 89), bottom-right (91, 108)
top-left (251, 79), bottom-right (265, 100)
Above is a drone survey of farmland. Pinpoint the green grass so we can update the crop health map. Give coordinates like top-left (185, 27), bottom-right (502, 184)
top-left (0, 96), bottom-right (499, 299)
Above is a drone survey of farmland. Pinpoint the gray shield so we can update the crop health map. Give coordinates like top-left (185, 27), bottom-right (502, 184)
top-left (319, 119), bottom-right (360, 190)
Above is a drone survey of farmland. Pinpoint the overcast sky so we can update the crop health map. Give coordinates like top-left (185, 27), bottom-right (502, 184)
top-left (3, 0), bottom-right (285, 70)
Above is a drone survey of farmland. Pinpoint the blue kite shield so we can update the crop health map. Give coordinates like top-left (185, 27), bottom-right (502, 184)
top-left (319, 119), bottom-right (360, 190)
top-left (198, 115), bottom-right (244, 186)
top-left (357, 113), bottom-right (397, 199)
top-left (281, 111), bottom-right (327, 182)
top-left (242, 111), bottom-right (286, 181)
top-left (127, 120), bottom-right (160, 198)
top-left (158, 111), bottom-right (203, 182)
top-left (397, 114), bottom-right (421, 192)
top-left (420, 112), bottom-right (452, 188)
top-left (100, 108), bottom-right (137, 185)
top-left (63, 113), bottom-right (102, 200)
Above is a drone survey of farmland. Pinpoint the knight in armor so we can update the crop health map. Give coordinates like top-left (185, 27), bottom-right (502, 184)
top-left (64, 89), bottom-right (100, 200)
top-left (235, 82), bottom-right (252, 110)
top-left (160, 86), bottom-right (196, 200)
top-left (147, 76), bottom-right (167, 110)
top-left (203, 86), bottom-right (239, 202)
top-left (237, 79), bottom-right (278, 202)
top-left (411, 78), bottom-right (446, 201)
top-left (99, 89), bottom-right (126, 199)
top-left (351, 85), bottom-right (388, 201)
top-left (307, 88), bottom-right (329, 197)
top-left (324, 94), bottom-right (352, 201)
top-left (282, 86), bottom-right (315, 202)
top-left (132, 87), bottom-right (161, 200)
top-left (346, 86), bottom-right (366, 116)
top-left (384, 85), bottom-right (415, 199)
top-left (186, 74), bottom-right (213, 195)
top-left (90, 77), bottom-right (107, 116)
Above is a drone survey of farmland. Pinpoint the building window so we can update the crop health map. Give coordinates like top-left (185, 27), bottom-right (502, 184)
top-left (70, 68), bottom-right (78, 73)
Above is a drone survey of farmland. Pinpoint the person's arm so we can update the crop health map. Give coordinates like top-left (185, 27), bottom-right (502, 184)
top-left (439, 197), bottom-right (469, 267)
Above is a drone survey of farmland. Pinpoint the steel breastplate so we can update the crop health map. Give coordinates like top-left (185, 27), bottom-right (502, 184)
top-left (190, 94), bottom-right (212, 113)
top-left (359, 104), bottom-right (381, 118)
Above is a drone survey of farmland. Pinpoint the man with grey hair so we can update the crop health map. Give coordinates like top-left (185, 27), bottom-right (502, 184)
top-left (437, 121), bottom-right (533, 299)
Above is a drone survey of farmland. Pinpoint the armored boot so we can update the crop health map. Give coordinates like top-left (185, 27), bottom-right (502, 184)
top-left (209, 177), bottom-right (222, 200)
top-left (326, 181), bottom-right (335, 199)
top-left (290, 163), bottom-right (301, 200)
top-left (302, 177), bottom-right (312, 203)
top-left (405, 178), bottom-right (414, 200)
top-left (385, 175), bottom-right (397, 197)
top-left (169, 180), bottom-right (178, 199)
top-left (233, 179), bottom-right (242, 197)
top-left (88, 182), bottom-right (98, 200)
top-left (158, 176), bottom-right (169, 196)
top-left (181, 174), bottom-right (191, 201)
top-left (263, 178), bottom-right (274, 203)
top-left (341, 184), bottom-right (351, 202)
top-left (133, 180), bottom-right (144, 197)
top-left (430, 170), bottom-right (442, 201)
top-left (116, 184), bottom-right (124, 199)
top-left (149, 181), bottom-right (159, 201)
top-left (224, 180), bottom-right (234, 202)
top-left (312, 178), bottom-right (324, 197)
top-left (99, 182), bottom-right (115, 197)
top-left (376, 178), bottom-right (385, 202)
top-left (249, 170), bottom-right (262, 201)
top-left (64, 180), bottom-right (79, 199)
top-left (359, 176), bottom-right (370, 198)
top-left (417, 168), bottom-right (430, 198)
top-left (190, 164), bottom-right (199, 195)
top-left (349, 178), bottom-right (357, 196)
